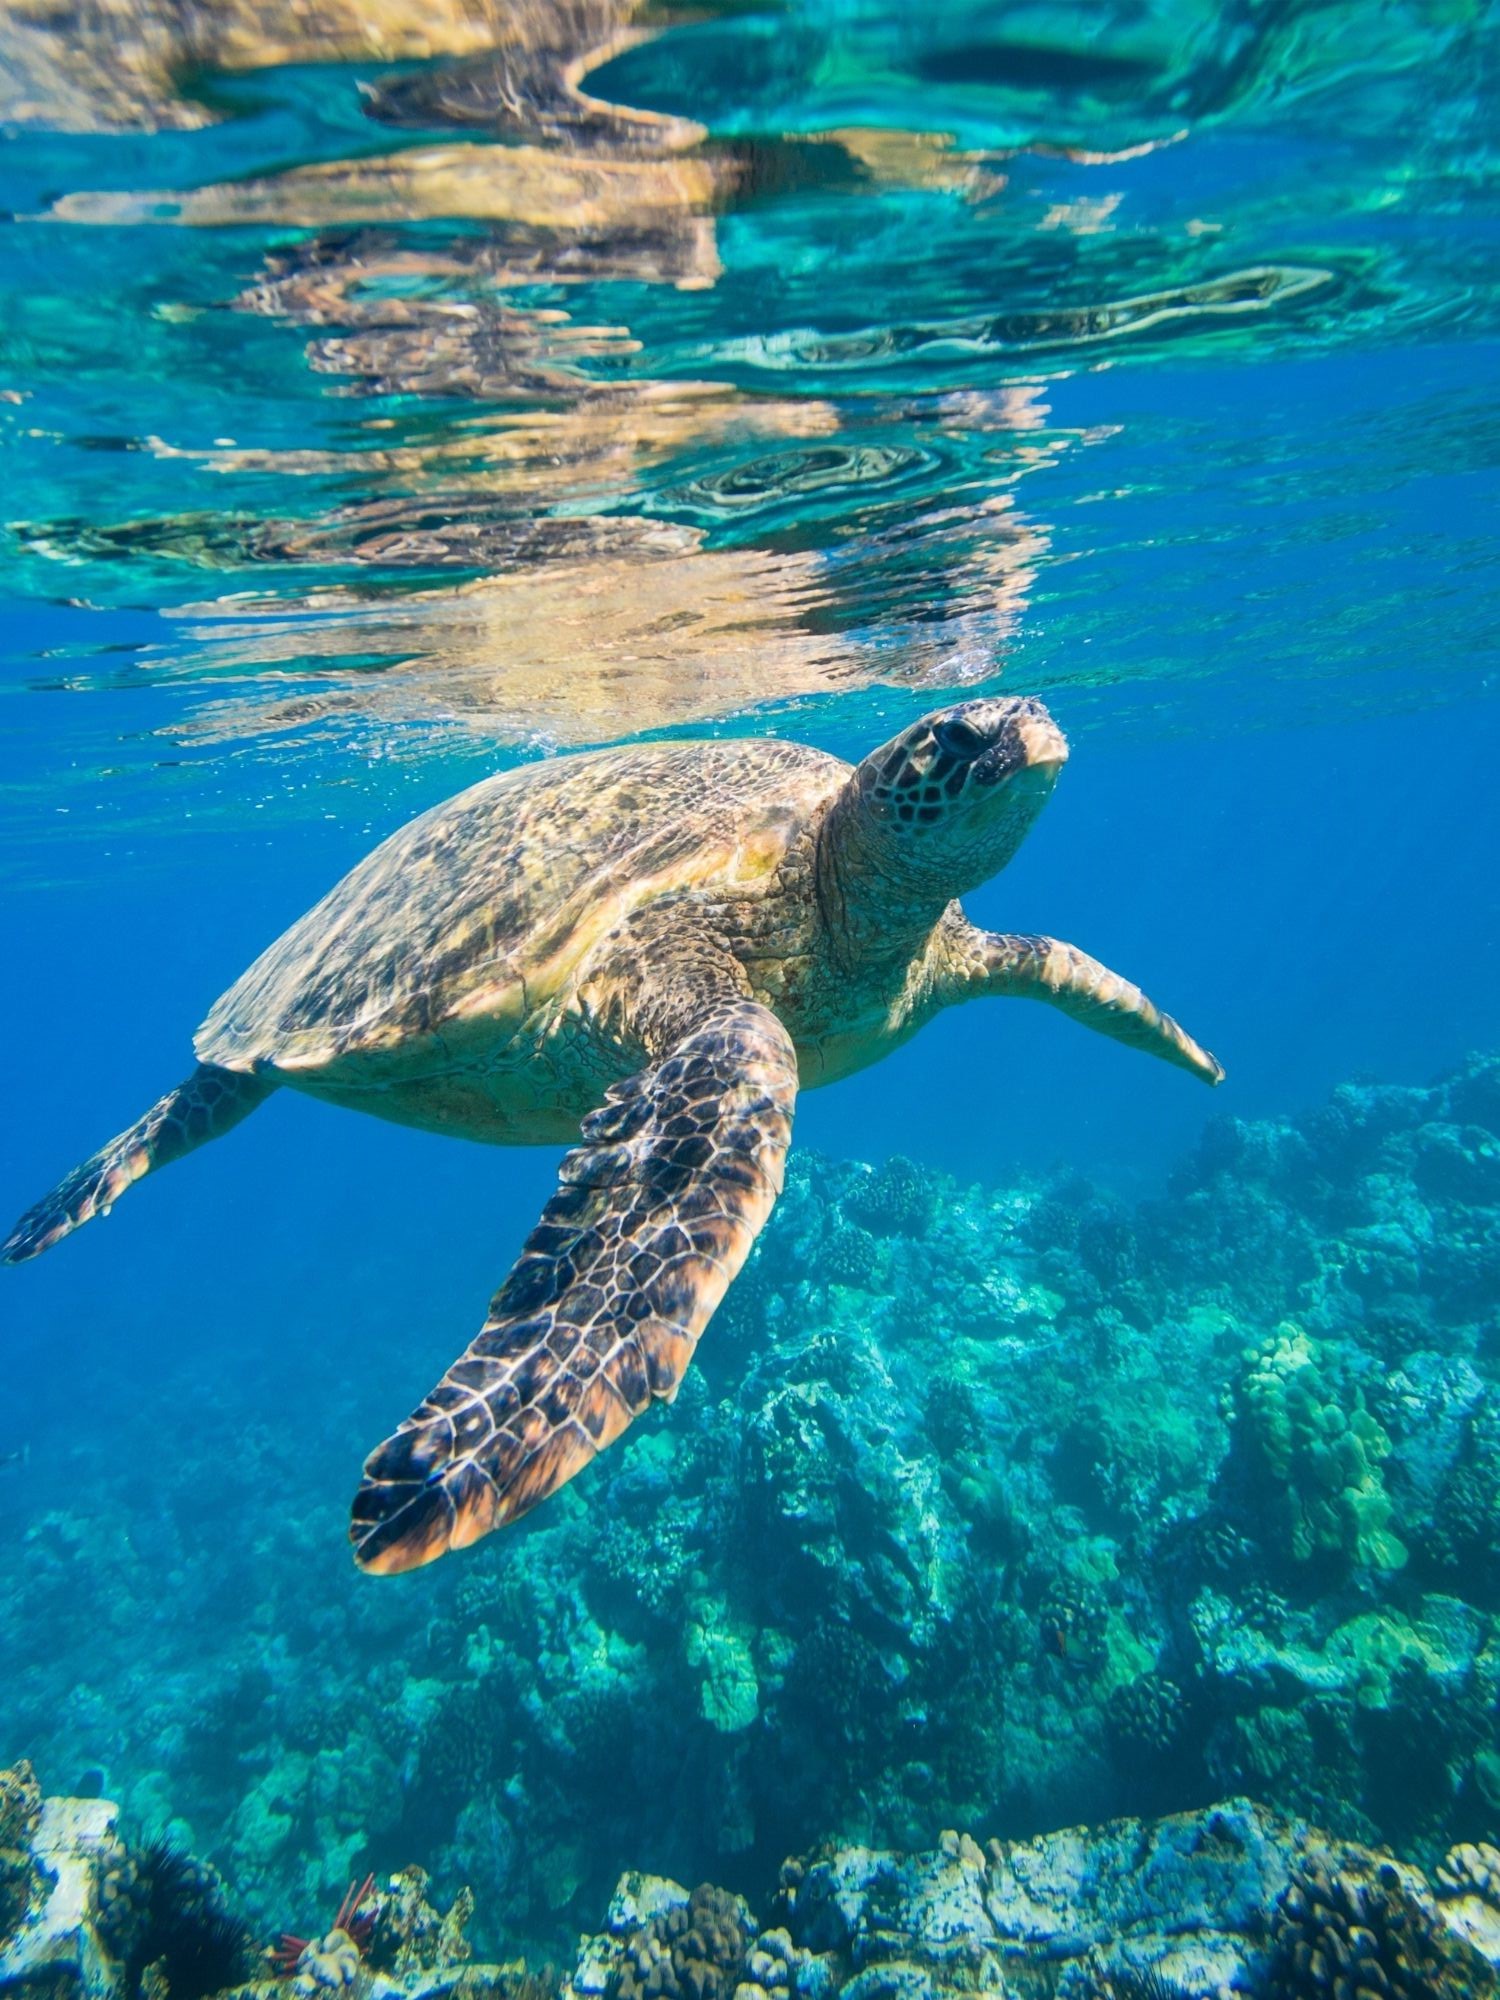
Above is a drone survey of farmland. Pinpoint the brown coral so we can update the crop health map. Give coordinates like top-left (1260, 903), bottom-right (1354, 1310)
top-left (1038, 1575), bottom-right (1107, 1666)
top-left (612, 1885), bottom-right (752, 2000)
top-left (1271, 1854), bottom-right (1496, 2000)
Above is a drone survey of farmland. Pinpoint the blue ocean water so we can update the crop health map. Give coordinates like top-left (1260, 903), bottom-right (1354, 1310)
top-left (2, 0), bottom-right (1499, 1967)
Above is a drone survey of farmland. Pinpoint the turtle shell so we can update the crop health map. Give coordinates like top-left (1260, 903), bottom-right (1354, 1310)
top-left (195, 737), bottom-right (842, 1077)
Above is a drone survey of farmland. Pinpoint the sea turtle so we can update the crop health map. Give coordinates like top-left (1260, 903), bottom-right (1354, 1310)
top-left (5, 697), bottom-right (1222, 1574)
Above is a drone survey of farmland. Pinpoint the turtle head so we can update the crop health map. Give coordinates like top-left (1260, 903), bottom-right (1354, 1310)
top-left (842, 696), bottom-right (1068, 906)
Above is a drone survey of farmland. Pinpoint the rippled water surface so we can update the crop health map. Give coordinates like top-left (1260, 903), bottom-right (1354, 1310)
top-left (3, 0), bottom-right (1500, 1964)
top-left (6, 0), bottom-right (1496, 824)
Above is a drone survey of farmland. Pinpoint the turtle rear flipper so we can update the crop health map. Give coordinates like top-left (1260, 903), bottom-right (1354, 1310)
top-left (3, 1063), bottom-right (274, 1263)
top-left (350, 998), bottom-right (797, 1574)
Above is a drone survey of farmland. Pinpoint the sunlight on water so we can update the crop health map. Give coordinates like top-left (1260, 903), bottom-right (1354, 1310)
top-left (2, 0), bottom-right (1499, 1984)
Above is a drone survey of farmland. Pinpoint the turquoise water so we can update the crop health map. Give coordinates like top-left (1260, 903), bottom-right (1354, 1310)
top-left (2, 0), bottom-right (1499, 1964)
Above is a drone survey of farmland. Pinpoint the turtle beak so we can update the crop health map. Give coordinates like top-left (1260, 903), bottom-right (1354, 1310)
top-left (1016, 706), bottom-right (1069, 774)
top-left (975, 702), bottom-right (1069, 786)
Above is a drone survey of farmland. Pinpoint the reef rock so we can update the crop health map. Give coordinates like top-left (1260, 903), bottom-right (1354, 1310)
top-left (0, 1766), bottom-right (44, 1944)
top-left (0, 1771), bottom-right (124, 2000)
top-left (0, 1773), bottom-right (534, 2000)
top-left (571, 1803), bottom-right (1500, 2000)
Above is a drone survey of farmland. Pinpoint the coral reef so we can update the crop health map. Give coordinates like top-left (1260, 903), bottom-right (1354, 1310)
top-left (4, 1056), bottom-right (1500, 1952)
top-left (10, 1771), bottom-right (1500, 2000)
top-left (366, 1868), bottom-right (473, 1978)
top-left (0, 1778), bottom-right (519, 2000)
top-left (0, 1767), bottom-right (43, 1943)
top-left (577, 1805), bottom-right (1500, 2000)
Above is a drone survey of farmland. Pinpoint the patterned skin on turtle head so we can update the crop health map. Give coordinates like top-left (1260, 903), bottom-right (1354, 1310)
top-left (844, 694), bottom-right (1068, 904)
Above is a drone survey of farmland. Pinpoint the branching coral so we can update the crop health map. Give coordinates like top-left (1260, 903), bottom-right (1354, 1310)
top-left (597, 1516), bottom-right (696, 1620)
top-left (1038, 1575), bottom-right (1108, 1667)
top-left (1417, 1432), bottom-right (1500, 1586)
top-left (821, 1222), bottom-right (880, 1290)
top-left (1106, 1676), bottom-right (1185, 1759)
top-left (419, 1684), bottom-right (506, 1799)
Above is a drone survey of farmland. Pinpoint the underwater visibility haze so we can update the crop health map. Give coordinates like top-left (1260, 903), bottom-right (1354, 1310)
top-left (2, 0), bottom-right (1500, 1988)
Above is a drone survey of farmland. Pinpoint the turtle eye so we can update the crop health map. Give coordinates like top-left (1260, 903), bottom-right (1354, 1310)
top-left (933, 716), bottom-right (987, 760)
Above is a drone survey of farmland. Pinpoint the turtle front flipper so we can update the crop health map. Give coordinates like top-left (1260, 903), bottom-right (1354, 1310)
top-left (350, 999), bottom-right (798, 1575)
top-left (950, 928), bottom-right (1224, 1084)
top-left (4, 1063), bottom-right (275, 1263)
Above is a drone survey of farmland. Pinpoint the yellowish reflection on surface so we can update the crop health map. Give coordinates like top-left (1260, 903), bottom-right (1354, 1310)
top-left (9, 0), bottom-right (1068, 764)
top-left (1, 0), bottom-right (662, 133)
top-left (165, 495), bottom-right (1044, 748)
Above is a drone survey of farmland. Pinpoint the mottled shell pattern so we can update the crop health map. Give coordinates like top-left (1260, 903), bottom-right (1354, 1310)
top-left (197, 738), bottom-right (846, 1079)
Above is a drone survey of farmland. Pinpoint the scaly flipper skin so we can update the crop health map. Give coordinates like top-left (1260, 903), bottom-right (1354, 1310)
top-left (3, 1064), bottom-right (275, 1264)
top-left (949, 929), bottom-right (1224, 1085)
top-left (350, 999), bottom-right (798, 1575)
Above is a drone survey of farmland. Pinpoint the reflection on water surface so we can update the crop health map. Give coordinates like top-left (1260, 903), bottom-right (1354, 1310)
top-left (1, 0), bottom-right (1496, 855)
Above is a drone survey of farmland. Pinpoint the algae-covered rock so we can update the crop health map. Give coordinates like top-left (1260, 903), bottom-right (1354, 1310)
top-left (685, 1603), bottom-right (760, 1736)
top-left (741, 1801), bottom-right (1500, 2000)
top-left (777, 1830), bottom-right (993, 1974)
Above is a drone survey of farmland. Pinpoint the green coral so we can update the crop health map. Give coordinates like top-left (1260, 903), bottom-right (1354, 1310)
top-left (1236, 1322), bottom-right (1407, 1570)
top-left (1217, 1603), bottom-right (1474, 1709)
